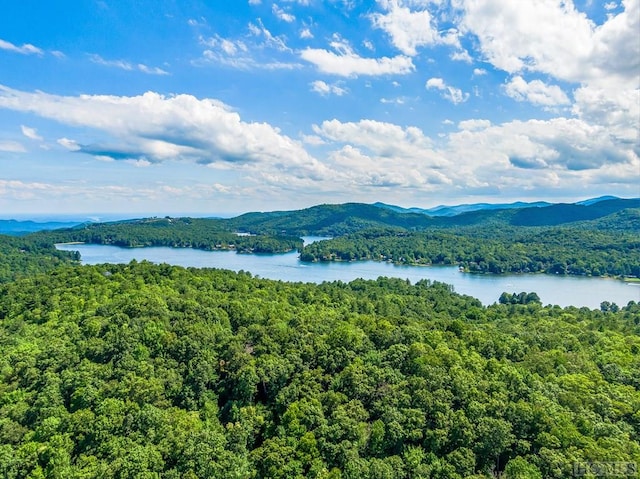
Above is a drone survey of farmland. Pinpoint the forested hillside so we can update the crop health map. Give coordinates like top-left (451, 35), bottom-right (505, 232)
top-left (223, 199), bottom-right (640, 236)
top-left (0, 262), bottom-right (638, 478)
top-left (0, 234), bottom-right (79, 283)
top-left (300, 227), bottom-right (640, 277)
top-left (34, 217), bottom-right (302, 254)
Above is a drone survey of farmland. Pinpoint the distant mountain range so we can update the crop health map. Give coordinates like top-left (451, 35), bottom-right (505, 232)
top-left (374, 195), bottom-right (621, 217)
top-left (224, 197), bottom-right (639, 236)
top-left (2, 196), bottom-right (638, 236)
top-left (0, 219), bottom-right (87, 236)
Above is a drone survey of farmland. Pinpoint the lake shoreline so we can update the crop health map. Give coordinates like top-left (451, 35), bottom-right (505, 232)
top-left (55, 242), bottom-right (640, 309)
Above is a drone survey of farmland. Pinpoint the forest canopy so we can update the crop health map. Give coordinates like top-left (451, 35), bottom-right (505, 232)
top-left (0, 262), bottom-right (638, 478)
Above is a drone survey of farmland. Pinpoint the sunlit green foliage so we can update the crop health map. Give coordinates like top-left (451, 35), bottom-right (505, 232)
top-left (300, 227), bottom-right (640, 277)
top-left (32, 217), bottom-right (303, 254)
top-left (0, 262), bottom-right (638, 478)
top-left (0, 234), bottom-right (78, 283)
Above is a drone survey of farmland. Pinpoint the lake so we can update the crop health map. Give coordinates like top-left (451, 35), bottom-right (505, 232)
top-left (55, 242), bottom-right (640, 309)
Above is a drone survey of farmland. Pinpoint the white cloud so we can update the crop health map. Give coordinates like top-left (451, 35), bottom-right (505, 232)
top-left (426, 77), bottom-right (469, 104)
top-left (248, 20), bottom-right (292, 52)
top-left (446, 117), bottom-right (636, 177)
top-left (458, 119), bottom-right (491, 131)
top-left (370, 1), bottom-right (440, 56)
top-left (310, 110), bottom-right (638, 198)
top-left (200, 50), bottom-right (299, 70)
top-left (310, 80), bottom-right (348, 96)
top-left (313, 119), bottom-right (450, 188)
top-left (450, 49), bottom-right (472, 63)
top-left (300, 38), bottom-right (414, 77)
top-left (0, 141), bottom-right (26, 152)
top-left (89, 54), bottom-right (169, 75)
top-left (137, 64), bottom-right (170, 75)
top-left (301, 134), bottom-right (326, 146)
top-left (197, 31), bottom-right (299, 70)
top-left (380, 96), bottom-right (406, 104)
top-left (452, 0), bottom-right (639, 174)
top-left (0, 85), bottom-right (330, 183)
top-left (572, 84), bottom-right (639, 142)
top-left (454, 0), bottom-right (639, 87)
top-left (504, 76), bottom-right (570, 106)
top-left (314, 118), bottom-right (441, 161)
top-left (472, 68), bottom-right (487, 76)
top-left (0, 38), bottom-right (43, 55)
top-left (273, 4), bottom-right (295, 22)
top-left (201, 36), bottom-right (248, 56)
top-left (57, 138), bottom-right (81, 151)
top-left (21, 125), bottom-right (43, 141)
top-left (300, 28), bottom-right (313, 39)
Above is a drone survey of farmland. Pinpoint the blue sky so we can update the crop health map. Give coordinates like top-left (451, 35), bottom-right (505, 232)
top-left (0, 0), bottom-right (638, 217)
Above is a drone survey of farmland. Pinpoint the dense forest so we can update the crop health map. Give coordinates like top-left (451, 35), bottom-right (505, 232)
top-left (34, 217), bottom-right (302, 254)
top-left (0, 234), bottom-right (79, 283)
top-left (0, 262), bottom-right (638, 478)
top-left (299, 227), bottom-right (640, 277)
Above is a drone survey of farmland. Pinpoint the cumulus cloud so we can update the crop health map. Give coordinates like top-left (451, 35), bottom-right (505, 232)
top-left (272, 4), bottom-right (295, 22)
top-left (426, 77), bottom-right (469, 104)
top-left (450, 49), bottom-right (472, 63)
top-left (21, 125), bottom-right (43, 141)
top-left (310, 80), bottom-right (348, 96)
top-left (57, 138), bottom-right (81, 151)
top-left (0, 85), bottom-right (330, 182)
top-left (89, 54), bottom-right (169, 75)
top-left (504, 76), bottom-right (570, 106)
top-left (309, 112), bottom-right (638, 198)
top-left (370, 1), bottom-right (441, 56)
top-left (380, 96), bottom-right (406, 104)
top-left (572, 84), bottom-right (639, 143)
top-left (301, 37), bottom-right (414, 76)
top-left (458, 119), bottom-right (491, 131)
top-left (451, 0), bottom-right (639, 187)
top-left (448, 117), bottom-right (636, 176)
top-left (312, 119), bottom-right (450, 188)
top-left (0, 38), bottom-right (43, 55)
top-left (454, 0), bottom-right (639, 87)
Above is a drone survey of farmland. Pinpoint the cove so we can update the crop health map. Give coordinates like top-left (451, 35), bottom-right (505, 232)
top-left (55, 242), bottom-right (639, 309)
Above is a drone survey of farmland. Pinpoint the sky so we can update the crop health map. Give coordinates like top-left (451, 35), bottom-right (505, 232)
top-left (0, 0), bottom-right (638, 217)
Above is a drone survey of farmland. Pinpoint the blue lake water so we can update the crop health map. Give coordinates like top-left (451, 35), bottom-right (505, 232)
top-left (56, 242), bottom-right (640, 309)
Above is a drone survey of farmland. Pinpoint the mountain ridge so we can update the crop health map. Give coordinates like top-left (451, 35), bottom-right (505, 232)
top-left (224, 197), bottom-right (639, 235)
top-left (5, 196), bottom-right (638, 236)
